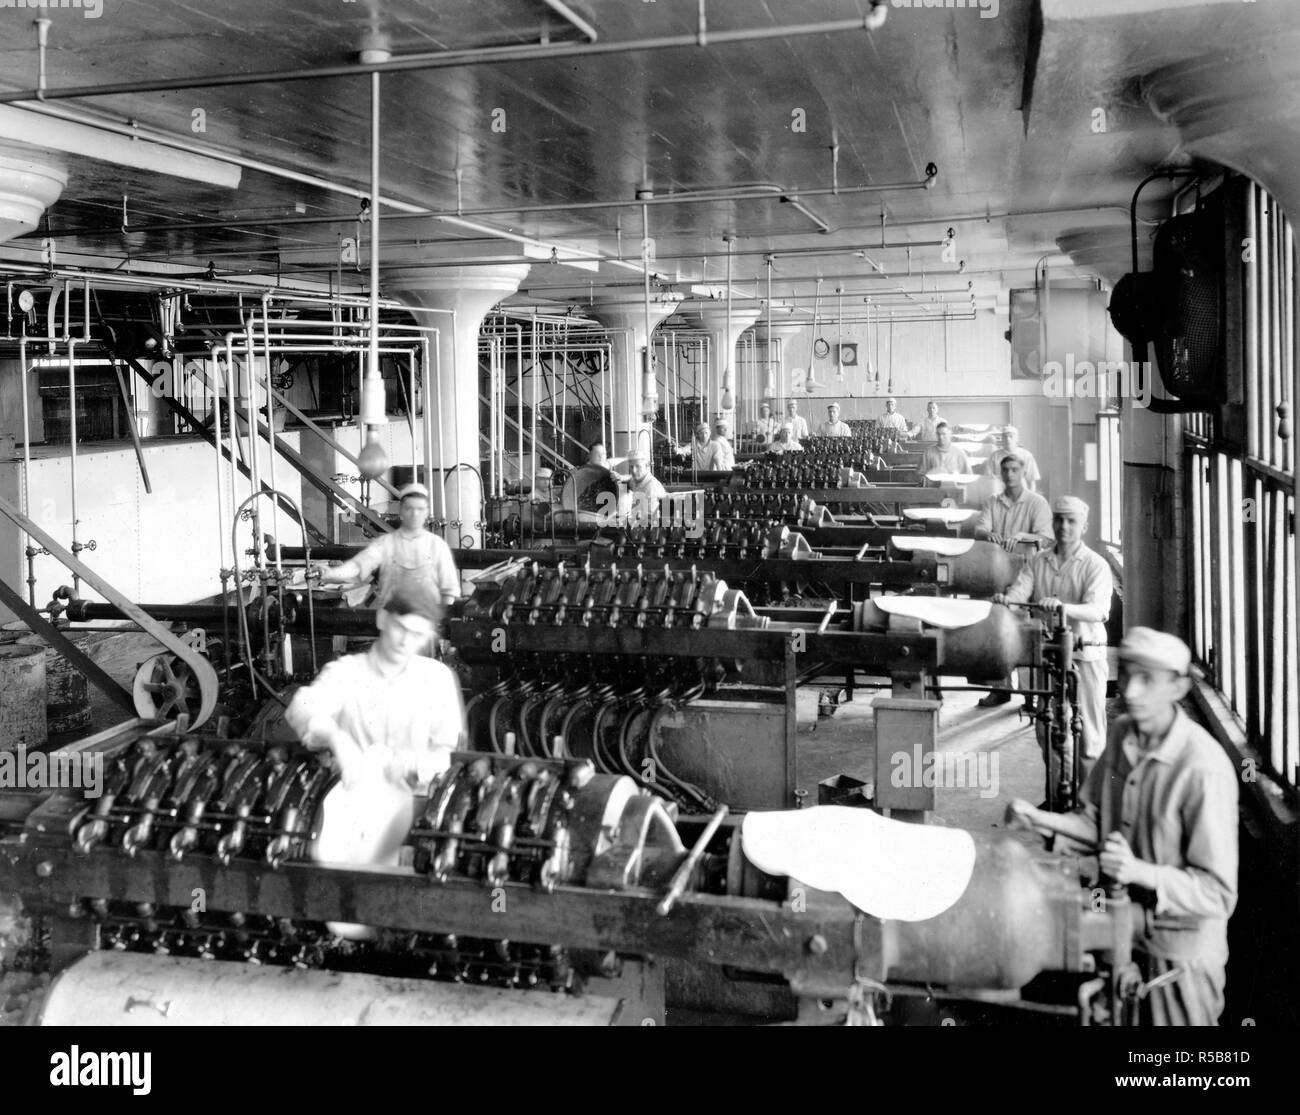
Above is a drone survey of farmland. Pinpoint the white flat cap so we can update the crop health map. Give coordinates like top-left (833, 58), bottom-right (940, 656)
top-left (398, 482), bottom-right (430, 500)
top-left (1052, 495), bottom-right (1089, 516)
top-left (1119, 627), bottom-right (1191, 676)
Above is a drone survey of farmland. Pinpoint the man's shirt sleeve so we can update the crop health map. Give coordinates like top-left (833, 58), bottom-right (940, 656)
top-left (1001, 556), bottom-right (1035, 604)
top-left (1149, 763), bottom-right (1239, 920)
top-left (286, 660), bottom-right (348, 745)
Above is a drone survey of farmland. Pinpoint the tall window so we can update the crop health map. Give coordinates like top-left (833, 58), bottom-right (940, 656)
top-left (1187, 179), bottom-right (1298, 790)
top-left (1097, 409), bottom-right (1122, 549)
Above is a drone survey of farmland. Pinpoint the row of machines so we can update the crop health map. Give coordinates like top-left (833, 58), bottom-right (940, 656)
top-left (1, 721), bottom-right (1141, 1025)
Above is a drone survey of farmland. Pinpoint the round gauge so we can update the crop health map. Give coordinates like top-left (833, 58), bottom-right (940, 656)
top-left (16, 289), bottom-right (34, 313)
top-left (812, 337), bottom-right (830, 359)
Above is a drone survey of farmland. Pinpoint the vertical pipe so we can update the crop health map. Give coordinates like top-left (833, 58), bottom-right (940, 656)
top-left (243, 320), bottom-right (263, 569)
top-left (450, 309), bottom-right (464, 541)
top-left (432, 328), bottom-right (445, 524)
top-left (515, 324), bottom-right (524, 496)
top-left (261, 295), bottom-right (282, 574)
top-left (530, 311), bottom-right (538, 495)
top-left (66, 336), bottom-right (81, 596)
top-left (19, 334), bottom-right (34, 606)
top-left (211, 348), bottom-right (227, 572)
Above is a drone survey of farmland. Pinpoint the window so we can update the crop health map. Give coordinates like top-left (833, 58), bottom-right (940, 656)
top-left (1097, 409), bottom-right (1122, 549)
top-left (1187, 179), bottom-right (1298, 790)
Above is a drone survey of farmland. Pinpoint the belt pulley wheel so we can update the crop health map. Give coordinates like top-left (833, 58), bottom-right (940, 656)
top-left (133, 651), bottom-right (217, 726)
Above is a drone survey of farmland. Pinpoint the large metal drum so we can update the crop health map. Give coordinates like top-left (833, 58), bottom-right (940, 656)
top-left (19, 634), bottom-right (92, 735)
top-left (0, 643), bottom-right (46, 750)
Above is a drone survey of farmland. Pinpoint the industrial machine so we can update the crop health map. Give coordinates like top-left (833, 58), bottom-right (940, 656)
top-left (0, 722), bottom-right (1148, 1026)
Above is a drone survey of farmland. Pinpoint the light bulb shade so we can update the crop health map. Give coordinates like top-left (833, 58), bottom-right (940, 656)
top-left (720, 387), bottom-right (734, 412)
top-left (358, 373), bottom-right (388, 427)
top-left (357, 434), bottom-right (389, 480)
top-left (763, 372), bottom-right (776, 399)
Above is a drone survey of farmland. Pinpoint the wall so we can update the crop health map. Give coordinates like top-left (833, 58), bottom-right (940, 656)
top-left (0, 433), bottom-right (306, 621)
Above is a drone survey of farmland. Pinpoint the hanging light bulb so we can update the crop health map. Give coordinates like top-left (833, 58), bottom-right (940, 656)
top-left (357, 365), bottom-right (389, 479)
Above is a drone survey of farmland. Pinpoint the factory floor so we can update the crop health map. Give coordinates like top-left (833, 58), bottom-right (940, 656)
top-left (792, 677), bottom-right (1045, 841)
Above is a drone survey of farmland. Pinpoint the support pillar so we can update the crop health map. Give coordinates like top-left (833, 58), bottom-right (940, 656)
top-left (684, 305), bottom-right (760, 428)
top-left (587, 298), bottom-right (679, 457)
top-left (385, 265), bottom-right (529, 548)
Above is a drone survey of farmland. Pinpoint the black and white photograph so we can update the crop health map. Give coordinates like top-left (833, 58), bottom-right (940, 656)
top-left (0, 0), bottom-right (1294, 1073)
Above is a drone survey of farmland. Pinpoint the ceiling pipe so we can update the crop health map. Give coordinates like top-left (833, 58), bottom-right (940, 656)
top-left (0, 13), bottom-right (887, 103)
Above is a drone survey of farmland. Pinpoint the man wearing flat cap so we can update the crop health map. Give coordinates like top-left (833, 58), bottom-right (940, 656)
top-left (318, 482), bottom-right (461, 607)
top-left (993, 494), bottom-right (1114, 794)
top-left (1007, 628), bottom-right (1238, 1025)
top-left (749, 402), bottom-right (780, 444)
top-left (818, 403), bottom-right (853, 438)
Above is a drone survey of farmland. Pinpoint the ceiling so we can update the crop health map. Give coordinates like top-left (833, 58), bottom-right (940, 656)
top-left (0, 0), bottom-right (1295, 321)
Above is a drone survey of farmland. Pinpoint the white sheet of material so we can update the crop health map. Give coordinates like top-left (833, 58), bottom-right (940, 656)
top-left (874, 596), bottom-right (992, 629)
top-left (903, 506), bottom-right (977, 524)
top-left (890, 536), bottom-right (974, 557)
top-left (924, 471), bottom-right (981, 486)
top-left (740, 806), bottom-right (977, 921)
top-left (312, 756), bottom-right (416, 939)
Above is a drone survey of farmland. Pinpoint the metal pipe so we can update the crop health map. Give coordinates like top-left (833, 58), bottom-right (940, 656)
top-left (261, 296), bottom-right (283, 578)
top-left (19, 333), bottom-right (33, 606)
top-left (65, 335), bottom-right (80, 596)
top-left (0, 15), bottom-right (887, 101)
top-left (243, 320), bottom-right (263, 571)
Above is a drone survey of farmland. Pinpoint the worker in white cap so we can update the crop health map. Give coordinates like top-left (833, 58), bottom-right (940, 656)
top-left (984, 426), bottom-right (1042, 492)
top-left (992, 494), bottom-right (1114, 797)
top-left (683, 421), bottom-right (719, 471)
top-left (878, 396), bottom-right (909, 435)
top-left (710, 418), bottom-right (736, 470)
top-left (769, 422), bottom-right (803, 454)
top-left (975, 454), bottom-right (1054, 707)
top-left (817, 403), bottom-right (853, 437)
top-left (318, 481), bottom-right (461, 607)
top-left (1006, 627), bottom-right (1238, 1025)
top-left (784, 399), bottom-right (810, 442)
top-left (749, 402), bottom-right (780, 444)
top-left (623, 448), bottom-right (667, 529)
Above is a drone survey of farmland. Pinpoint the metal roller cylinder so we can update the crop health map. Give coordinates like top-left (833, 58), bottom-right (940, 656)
top-left (882, 834), bottom-right (1076, 990)
top-left (896, 540), bottom-right (1018, 597)
top-left (854, 600), bottom-right (1035, 681)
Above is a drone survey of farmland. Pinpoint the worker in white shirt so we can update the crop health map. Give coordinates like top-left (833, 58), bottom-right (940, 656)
top-left (684, 422), bottom-right (718, 471)
top-left (625, 449), bottom-right (667, 529)
top-left (878, 397), bottom-right (909, 435)
top-left (915, 400), bottom-right (944, 441)
top-left (817, 403), bottom-right (853, 437)
top-left (710, 419), bottom-right (736, 470)
top-left (992, 494), bottom-right (1115, 804)
top-left (984, 426), bottom-right (1043, 492)
top-left (920, 421), bottom-right (971, 480)
top-left (317, 483), bottom-right (461, 607)
top-left (974, 455), bottom-right (1054, 708)
top-left (769, 423), bottom-right (803, 454)
top-left (784, 400), bottom-right (810, 441)
top-left (749, 403), bottom-right (780, 443)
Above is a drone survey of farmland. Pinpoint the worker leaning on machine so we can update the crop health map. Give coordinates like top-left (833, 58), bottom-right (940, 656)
top-left (317, 483), bottom-right (461, 607)
top-left (710, 418), bottom-right (736, 470)
top-left (992, 495), bottom-right (1114, 790)
top-left (1007, 628), bottom-right (1238, 1026)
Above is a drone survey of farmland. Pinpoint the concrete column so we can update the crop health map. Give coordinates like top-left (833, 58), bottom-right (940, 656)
top-left (587, 298), bottom-right (679, 456)
top-left (385, 265), bottom-right (528, 547)
top-left (686, 305), bottom-right (761, 424)
top-left (0, 150), bottom-right (66, 243)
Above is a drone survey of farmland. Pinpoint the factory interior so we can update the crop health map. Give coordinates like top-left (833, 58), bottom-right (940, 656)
top-left (0, 0), bottom-right (1297, 1034)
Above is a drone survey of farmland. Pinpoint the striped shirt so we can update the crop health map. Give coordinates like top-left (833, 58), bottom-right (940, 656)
top-left (1082, 708), bottom-right (1238, 964)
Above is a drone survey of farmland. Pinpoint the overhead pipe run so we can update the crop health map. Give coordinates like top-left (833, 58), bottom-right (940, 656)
top-left (0, 12), bottom-right (891, 103)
